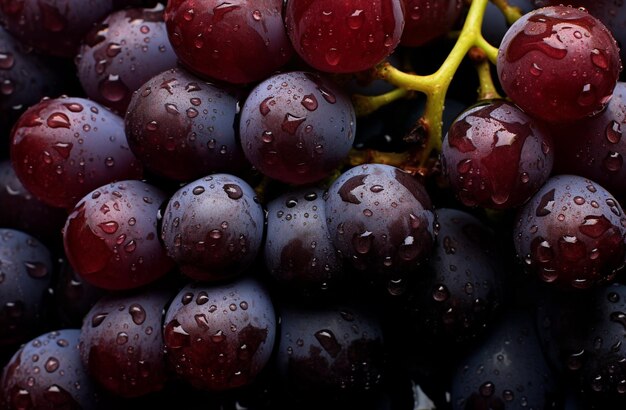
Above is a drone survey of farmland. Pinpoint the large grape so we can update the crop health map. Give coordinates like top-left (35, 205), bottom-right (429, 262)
top-left (239, 71), bottom-right (356, 185)
top-left (285, 0), bottom-right (405, 73)
top-left (514, 174), bottom-right (626, 290)
top-left (400, 0), bottom-right (464, 47)
top-left (497, 6), bottom-right (621, 123)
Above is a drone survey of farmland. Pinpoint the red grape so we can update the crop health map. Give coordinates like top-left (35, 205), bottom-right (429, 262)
top-left (400, 0), bottom-right (464, 47)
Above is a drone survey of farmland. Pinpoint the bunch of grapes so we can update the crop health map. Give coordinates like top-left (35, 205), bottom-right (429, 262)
top-left (2, 0), bottom-right (626, 409)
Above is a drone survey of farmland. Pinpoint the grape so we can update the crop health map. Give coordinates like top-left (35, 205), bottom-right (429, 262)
top-left (10, 96), bottom-right (143, 209)
top-left (441, 99), bottom-right (554, 209)
top-left (0, 0), bottom-right (116, 57)
top-left (275, 303), bottom-right (385, 401)
top-left (0, 229), bottom-right (53, 348)
top-left (63, 180), bottom-right (173, 290)
top-left (160, 174), bottom-right (264, 281)
top-left (553, 81), bottom-right (626, 200)
top-left (324, 163), bottom-right (436, 294)
top-left (79, 288), bottom-right (171, 398)
top-left (497, 5), bottom-right (621, 123)
top-left (481, 0), bottom-right (534, 46)
top-left (0, 329), bottom-right (98, 409)
top-left (400, 0), bottom-right (464, 47)
top-left (239, 71), bottom-right (356, 185)
top-left (76, 5), bottom-right (178, 114)
top-left (163, 277), bottom-right (276, 391)
top-left (53, 262), bottom-right (105, 328)
top-left (284, 0), bottom-right (405, 73)
top-left (451, 311), bottom-right (558, 410)
top-left (514, 174), bottom-right (626, 290)
top-left (125, 67), bottom-right (247, 181)
top-left (164, 0), bottom-right (293, 84)
top-left (264, 188), bottom-right (343, 297)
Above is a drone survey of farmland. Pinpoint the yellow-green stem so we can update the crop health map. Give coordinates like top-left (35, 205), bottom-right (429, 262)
top-left (352, 87), bottom-right (411, 117)
top-left (490, 0), bottom-right (524, 25)
top-left (475, 57), bottom-right (502, 100)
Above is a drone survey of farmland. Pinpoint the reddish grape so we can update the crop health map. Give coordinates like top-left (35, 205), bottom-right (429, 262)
top-left (165, 0), bottom-right (293, 84)
top-left (125, 67), bottom-right (246, 181)
top-left (0, 0), bottom-right (115, 57)
top-left (10, 96), bottom-right (143, 209)
top-left (441, 100), bottom-right (554, 209)
top-left (79, 289), bottom-right (171, 398)
top-left (76, 6), bottom-right (178, 114)
top-left (63, 180), bottom-right (173, 290)
top-left (325, 164), bottom-right (436, 295)
top-left (400, 0), bottom-right (464, 47)
top-left (239, 71), bottom-right (356, 185)
top-left (514, 175), bottom-right (626, 290)
top-left (553, 82), bottom-right (626, 199)
top-left (160, 174), bottom-right (264, 282)
top-left (285, 0), bottom-right (405, 73)
top-left (0, 329), bottom-right (98, 409)
top-left (163, 278), bottom-right (276, 391)
top-left (497, 6), bottom-right (621, 123)
top-left (0, 229), bottom-right (53, 347)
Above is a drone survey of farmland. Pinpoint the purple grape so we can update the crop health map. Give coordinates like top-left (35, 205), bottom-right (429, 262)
top-left (0, 229), bottom-right (53, 347)
top-left (76, 5), bottom-right (178, 114)
top-left (239, 71), bottom-right (356, 185)
top-left (264, 188), bottom-right (343, 297)
top-left (514, 174), bottom-right (626, 290)
top-left (79, 288), bottom-right (171, 398)
top-left (125, 67), bottom-right (247, 181)
top-left (441, 100), bottom-right (554, 209)
top-left (63, 180), bottom-right (174, 290)
top-left (324, 163), bottom-right (436, 295)
top-left (163, 277), bottom-right (276, 391)
top-left (400, 0), bottom-right (464, 47)
top-left (53, 261), bottom-right (105, 328)
top-left (1, 329), bottom-right (98, 409)
top-left (160, 174), bottom-right (264, 282)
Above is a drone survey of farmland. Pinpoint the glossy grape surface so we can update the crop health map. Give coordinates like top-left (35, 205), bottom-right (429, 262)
top-left (125, 67), bottom-right (246, 181)
top-left (514, 174), bottom-right (626, 290)
top-left (239, 71), bottom-right (356, 185)
top-left (285, 0), bottom-right (405, 73)
top-left (442, 100), bottom-right (554, 209)
top-left (76, 6), bottom-right (178, 114)
top-left (165, 0), bottom-right (293, 84)
top-left (63, 180), bottom-right (172, 291)
top-left (163, 278), bottom-right (276, 391)
top-left (160, 174), bottom-right (264, 281)
top-left (400, 0), bottom-right (464, 47)
top-left (10, 96), bottom-right (143, 209)
top-left (498, 6), bottom-right (621, 123)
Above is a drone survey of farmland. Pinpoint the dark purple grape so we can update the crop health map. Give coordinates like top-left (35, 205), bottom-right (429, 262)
top-left (79, 288), bottom-right (171, 398)
top-left (324, 164), bottom-right (436, 295)
top-left (76, 5), bottom-right (178, 114)
top-left (553, 81), bottom-right (626, 199)
top-left (0, 26), bottom-right (67, 138)
top-left (63, 180), bottom-right (173, 290)
top-left (497, 6), bottom-right (621, 123)
top-left (160, 174), bottom-right (264, 282)
top-left (125, 67), bottom-right (246, 181)
top-left (284, 0), bottom-right (405, 73)
top-left (1, 329), bottom-right (98, 409)
top-left (451, 311), bottom-right (558, 410)
top-left (53, 261), bottom-right (105, 328)
top-left (275, 304), bottom-right (385, 399)
top-left (264, 188), bottom-right (343, 297)
top-left (165, 0), bottom-right (293, 84)
top-left (10, 96), bottom-right (143, 209)
top-left (441, 100), bottom-right (554, 209)
top-left (514, 174), bottom-right (626, 290)
top-left (400, 0), bottom-right (464, 47)
top-left (163, 277), bottom-right (276, 391)
top-left (0, 160), bottom-right (67, 246)
top-left (0, 229), bottom-right (53, 347)
top-left (239, 71), bottom-right (356, 185)
top-left (0, 0), bottom-right (116, 57)
top-left (402, 208), bottom-right (504, 346)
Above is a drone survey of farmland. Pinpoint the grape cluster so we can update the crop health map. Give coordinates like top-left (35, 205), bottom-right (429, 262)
top-left (2, 1), bottom-right (626, 409)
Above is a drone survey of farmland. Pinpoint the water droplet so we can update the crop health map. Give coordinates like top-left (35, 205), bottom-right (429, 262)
top-left (223, 184), bottom-right (243, 199)
top-left (301, 94), bottom-right (318, 111)
top-left (432, 284), bottom-right (449, 302)
top-left (606, 120), bottom-right (622, 144)
top-left (44, 357), bottom-right (59, 373)
top-left (192, 186), bottom-right (205, 195)
top-left (259, 96), bottom-right (273, 116)
top-left (591, 48), bottom-right (609, 70)
top-left (530, 62), bottom-right (543, 76)
top-left (116, 332), bottom-right (128, 345)
top-left (314, 329), bottom-right (341, 357)
top-left (47, 112), bottom-right (71, 129)
top-left (129, 304), bottom-right (146, 325)
top-left (99, 74), bottom-right (129, 103)
top-left (98, 221), bottom-right (119, 234)
top-left (281, 113), bottom-right (306, 134)
top-left (604, 151), bottom-right (623, 172)
top-left (325, 48), bottom-right (341, 66)
top-left (252, 9), bottom-right (262, 21)
top-left (24, 261), bottom-right (48, 278)
top-left (0, 52), bottom-right (15, 69)
top-left (92, 312), bottom-right (108, 327)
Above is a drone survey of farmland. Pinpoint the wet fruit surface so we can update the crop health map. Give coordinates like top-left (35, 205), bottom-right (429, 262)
top-left (76, 5), bottom-right (178, 114)
top-left (239, 71), bottom-right (356, 185)
top-left (400, 0), bottom-right (464, 47)
top-left (10, 96), bottom-right (143, 209)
